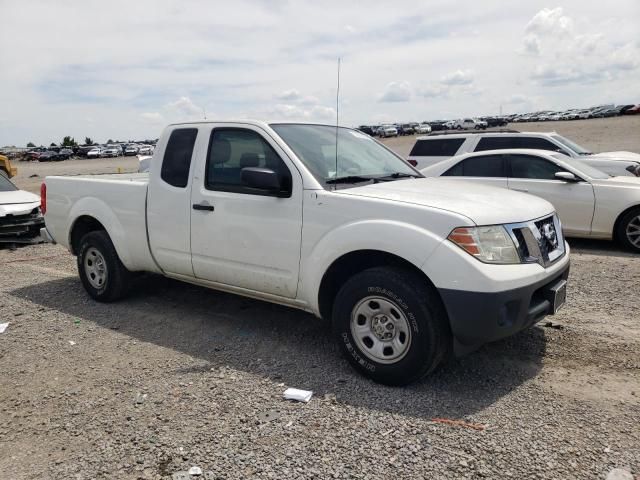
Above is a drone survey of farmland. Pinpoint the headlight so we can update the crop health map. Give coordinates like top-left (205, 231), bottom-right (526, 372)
top-left (448, 226), bottom-right (520, 264)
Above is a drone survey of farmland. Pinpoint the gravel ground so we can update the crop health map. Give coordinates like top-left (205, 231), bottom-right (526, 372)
top-left (1, 241), bottom-right (639, 479)
top-left (2, 115), bottom-right (639, 479)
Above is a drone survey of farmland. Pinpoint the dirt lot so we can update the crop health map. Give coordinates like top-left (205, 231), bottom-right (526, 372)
top-left (1, 116), bottom-right (639, 479)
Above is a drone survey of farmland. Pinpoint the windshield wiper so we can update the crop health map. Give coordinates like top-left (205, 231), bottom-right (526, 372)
top-left (325, 175), bottom-right (378, 185)
top-left (381, 172), bottom-right (421, 179)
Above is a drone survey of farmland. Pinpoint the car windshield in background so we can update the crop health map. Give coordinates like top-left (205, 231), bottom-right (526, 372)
top-left (552, 135), bottom-right (592, 155)
top-left (0, 175), bottom-right (18, 192)
top-left (271, 124), bottom-right (419, 187)
top-left (552, 154), bottom-right (611, 179)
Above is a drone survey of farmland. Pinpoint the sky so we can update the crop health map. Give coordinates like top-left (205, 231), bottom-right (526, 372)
top-left (0, 0), bottom-right (639, 146)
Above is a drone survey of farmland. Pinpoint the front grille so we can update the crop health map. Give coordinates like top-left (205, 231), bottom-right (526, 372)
top-left (0, 209), bottom-right (44, 239)
top-left (507, 214), bottom-right (565, 267)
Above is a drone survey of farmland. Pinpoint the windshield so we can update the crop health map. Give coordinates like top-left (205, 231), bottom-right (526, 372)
top-left (551, 135), bottom-right (592, 155)
top-left (0, 175), bottom-right (18, 192)
top-left (551, 154), bottom-right (610, 179)
top-left (271, 124), bottom-right (419, 186)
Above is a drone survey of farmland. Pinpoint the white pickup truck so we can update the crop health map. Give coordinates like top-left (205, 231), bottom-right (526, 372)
top-left (41, 121), bottom-right (570, 385)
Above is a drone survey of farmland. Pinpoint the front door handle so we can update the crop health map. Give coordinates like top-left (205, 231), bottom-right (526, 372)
top-left (192, 203), bottom-right (214, 211)
top-left (513, 188), bottom-right (529, 193)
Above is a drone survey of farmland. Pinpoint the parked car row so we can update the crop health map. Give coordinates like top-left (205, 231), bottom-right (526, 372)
top-left (24, 143), bottom-right (157, 161)
top-left (358, 123), bottom-right (433, 137)
top-left (358, 118), bottom-right (506, 137)
top-left (511, 104), bottom-right (639, 123)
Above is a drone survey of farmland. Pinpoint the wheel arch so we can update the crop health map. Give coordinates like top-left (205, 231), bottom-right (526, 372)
top-left (69, 215), bottom-right (106, 255)
top-left (613, 204), bottom-right (640, 240)
top-left (317, 249), bottom-right (442, 323)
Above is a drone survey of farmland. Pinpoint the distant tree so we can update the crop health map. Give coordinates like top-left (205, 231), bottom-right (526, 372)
top-left (50, 142), bottom-right (57, 147)
top-left (85, 137), bottom-right (94, 145)
top-left (62, 136), bottom-right (77, 146)
top-left (107, 138), bottom-right (113, 144)
top-left (26, 142), bottom-right (36, 148)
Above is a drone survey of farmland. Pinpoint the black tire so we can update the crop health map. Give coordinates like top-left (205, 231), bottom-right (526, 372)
top-left (77, 230), bottom-right (131, 302)
top-left (332, 266), bottom-right (451, 386)
top-left (616, 207), bottom-right (640, 252)
top-left (456, 125), bottom-right (462, 130)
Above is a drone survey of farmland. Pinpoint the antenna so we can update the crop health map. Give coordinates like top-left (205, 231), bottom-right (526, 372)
top-left (203, 107), bottom-right (207, 120)
top-left (334, 57), bottom-right (341, 189)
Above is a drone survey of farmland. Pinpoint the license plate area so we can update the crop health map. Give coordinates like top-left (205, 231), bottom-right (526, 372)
top-left (547, 280), bottom-right (567, 314)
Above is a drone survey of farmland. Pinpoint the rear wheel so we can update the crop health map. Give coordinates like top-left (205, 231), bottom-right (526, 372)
top-left (77, 230), bottom-right (131, 302)
top-left (332, 266), bottom-right (451, 386)
top-left (617, 207), bottom-right (640, 252)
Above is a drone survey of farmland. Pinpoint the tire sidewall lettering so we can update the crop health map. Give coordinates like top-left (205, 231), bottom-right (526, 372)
top-left (341, 332), bottom-right (376, 372)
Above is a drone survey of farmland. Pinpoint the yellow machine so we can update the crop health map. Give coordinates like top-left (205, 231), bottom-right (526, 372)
top-left (0, 154), bottom-right (17, 178)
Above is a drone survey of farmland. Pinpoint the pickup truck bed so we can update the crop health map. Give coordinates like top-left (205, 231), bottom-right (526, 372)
top-left (45, 173), bottom-right (160, 273)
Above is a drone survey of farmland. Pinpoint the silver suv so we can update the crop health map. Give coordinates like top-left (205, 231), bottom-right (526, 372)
top-left (407, 131), bottom-right (640, 177)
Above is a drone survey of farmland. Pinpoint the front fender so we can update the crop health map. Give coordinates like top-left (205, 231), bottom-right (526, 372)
top-left (299, 219), bottom-right (445, 314)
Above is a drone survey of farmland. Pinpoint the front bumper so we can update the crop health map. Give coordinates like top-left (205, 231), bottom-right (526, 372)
top-left (0, 212), bottom-right (45, 244)
top-left (439, 260), bottom-right (570, 352)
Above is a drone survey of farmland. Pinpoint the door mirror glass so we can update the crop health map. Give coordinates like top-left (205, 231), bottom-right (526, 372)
top-left (555, 171), bottom-right (578, 182)
top-left (241, 167), bottom-right (281, 192)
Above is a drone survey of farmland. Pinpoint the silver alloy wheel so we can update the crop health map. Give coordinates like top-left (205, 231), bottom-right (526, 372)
top-left (84, 247), bottom-right (108, 289)
top-left (626, 215), bottom-right (640, 248)
top-left (350, 296), bottom-right (412, 364)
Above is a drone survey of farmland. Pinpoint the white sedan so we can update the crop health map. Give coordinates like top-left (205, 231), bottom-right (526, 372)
top-left (421, 149), bottom-right (640, 252)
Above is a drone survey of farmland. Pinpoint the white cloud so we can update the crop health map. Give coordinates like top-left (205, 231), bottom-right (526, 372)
top-left (166, 97), bottom-right (202, 117)
top-left (440, 70), bottom-right (474, 86)
top-left (378, 81), bottom-right (412, 102)
top-left (525, 7), bottom-right (573, 36)
top-left (276, 89), bottom-right (302, 101)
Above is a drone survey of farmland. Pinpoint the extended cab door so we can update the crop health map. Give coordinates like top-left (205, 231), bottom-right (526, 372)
top-left (505, 154), bottom-right (595, 235)
top-left (189, 124), bottom-right (303, 298)
top-left (440, 154), bottom-right (509, 189)
top-left (147, 127), bottom-right (199, 276)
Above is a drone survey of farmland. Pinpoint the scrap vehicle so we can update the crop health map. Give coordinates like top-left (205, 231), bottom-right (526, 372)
top-left (41, 121), bottom-right (570, 385)
top-left (0, 174), bottom-right (44, 244)
top-left (0, 154), bottom-right (18, 178)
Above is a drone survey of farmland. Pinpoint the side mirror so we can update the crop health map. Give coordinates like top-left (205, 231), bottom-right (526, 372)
top-left (241, 167), bottom-right (281, 192)
top-left (555, 171), bottom-right (578, 182)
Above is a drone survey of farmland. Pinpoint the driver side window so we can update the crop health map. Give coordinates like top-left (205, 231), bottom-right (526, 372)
top-left (206, 128), bottom-right (292, 196)
top-left (508, 154), bottom-right (563, 180)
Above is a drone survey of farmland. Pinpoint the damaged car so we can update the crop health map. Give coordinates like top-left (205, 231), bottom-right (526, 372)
top-left (0, 175), bottom-right (45, 245)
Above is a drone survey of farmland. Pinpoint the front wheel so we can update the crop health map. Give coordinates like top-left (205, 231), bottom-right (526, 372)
top-left (332, 266), bottom-right (451, 386)
top-left (617, 207), bottom-right (640, 252)
top-left (77, 230), bottom-right (131, 302)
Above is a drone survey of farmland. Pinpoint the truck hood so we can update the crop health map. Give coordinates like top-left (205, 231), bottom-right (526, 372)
top-left (338, 178), bottom-right (554, 225)
top-left (0, 190), bottom-right (40, 217)
top-left (591, 151), bottom-right (640, 163)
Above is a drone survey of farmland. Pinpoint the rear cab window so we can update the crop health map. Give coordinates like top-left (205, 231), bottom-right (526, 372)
top-left (409, 138), bottom-right (465, 157)
top-left (161, 128), bottom-right (198, 188)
